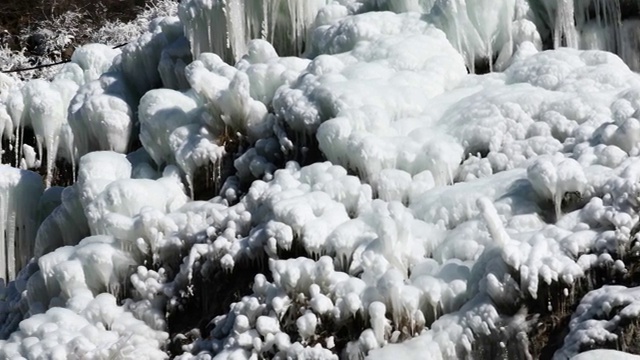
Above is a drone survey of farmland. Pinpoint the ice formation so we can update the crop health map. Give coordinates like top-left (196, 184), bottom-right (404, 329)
top-left (4, 0), bottom-right (640, 359)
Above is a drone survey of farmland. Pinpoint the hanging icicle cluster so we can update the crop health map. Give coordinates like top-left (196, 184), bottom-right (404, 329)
top-left (178, 0), bottom-right (332, 63)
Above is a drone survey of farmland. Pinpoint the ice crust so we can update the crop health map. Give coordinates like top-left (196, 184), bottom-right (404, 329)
top-left (3, 0), bottom-right (640, 359)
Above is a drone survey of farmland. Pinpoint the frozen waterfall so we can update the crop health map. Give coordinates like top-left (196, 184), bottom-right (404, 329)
top-left (2, 0), bottom-right (640, 359)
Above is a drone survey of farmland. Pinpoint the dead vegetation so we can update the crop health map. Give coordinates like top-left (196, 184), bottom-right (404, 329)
top-left (0, 0), bottom-right (176, 68)
top-left (0, 0), bottom-right (147, 37)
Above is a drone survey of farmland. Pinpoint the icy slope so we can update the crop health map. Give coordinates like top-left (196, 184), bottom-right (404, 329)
top-left (2, 0), bottom-right (640, 359)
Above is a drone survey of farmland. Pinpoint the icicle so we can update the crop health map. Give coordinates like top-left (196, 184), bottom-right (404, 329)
top-left (185, 171), bottom-right (195, 200)
top-left (575, 0), bottom-right (621, 53)
top-left (268, 0), bottom-right (283, 45)
top-left (227, 0), bottom-right (248, 60)
top-left (0, 195), bottom-right (5, 281)
top-left (14, 125), bottom-right (21, 168)
top-left (555, 0), bottom-right (578, 48)
top-left (620, 19), bottom-right (640, 71)
top-left (180, 0), bottom-right (328, 63)
top-left (477, 197), bottom-right (509, 248)
top-left (287, 0), bottom-right (302, 54)
top-left (62, 125), bottom-right (77, 184)
top-left (0, 166), bottom-right (44, 281)
top-left (45, 145), bottom-right (60, 188)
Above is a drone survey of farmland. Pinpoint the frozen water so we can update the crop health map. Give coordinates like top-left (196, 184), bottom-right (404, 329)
top-left (3, 1), bottom-right (640, 359)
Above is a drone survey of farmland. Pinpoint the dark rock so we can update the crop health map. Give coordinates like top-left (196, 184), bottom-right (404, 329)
top-left (620, 0), bottom-right (640, 20)
top-left (26, 32), bottom-right (49, 56)
top-left (61, 45), bottom-right (75, 61)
